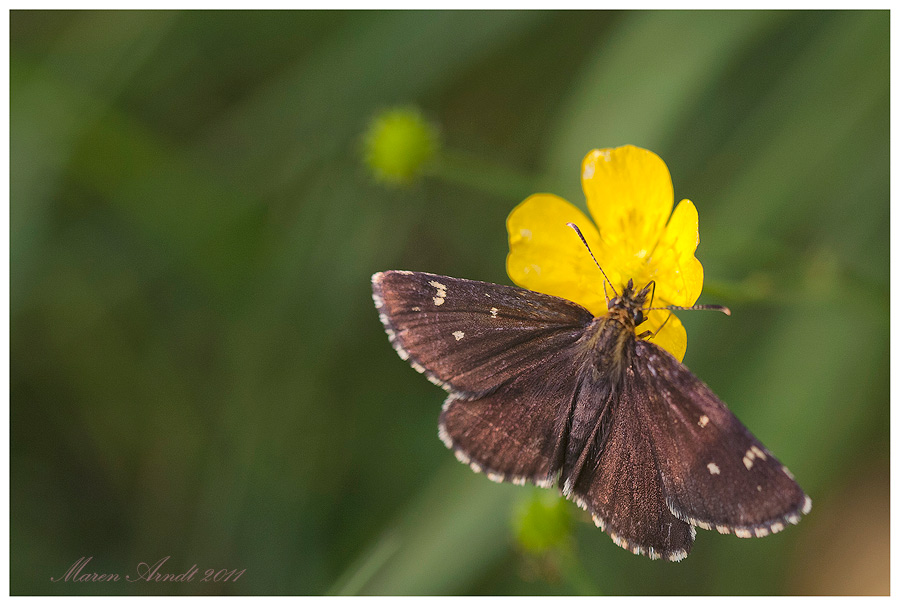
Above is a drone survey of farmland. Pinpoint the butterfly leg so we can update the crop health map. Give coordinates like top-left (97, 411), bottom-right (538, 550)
top-left (638, 310), bottom-right (672, 340)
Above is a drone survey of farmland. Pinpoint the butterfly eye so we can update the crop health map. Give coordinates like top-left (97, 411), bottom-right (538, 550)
top-left (632, 309), bottom-right (645, 326)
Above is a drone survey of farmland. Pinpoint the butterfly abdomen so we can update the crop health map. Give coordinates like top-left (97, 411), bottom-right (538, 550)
top-left (559, 310), bottom-right (639, 494)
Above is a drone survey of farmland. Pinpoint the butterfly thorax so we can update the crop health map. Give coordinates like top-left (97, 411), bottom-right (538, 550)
top-left (584, 280), bottom-right (652, 380)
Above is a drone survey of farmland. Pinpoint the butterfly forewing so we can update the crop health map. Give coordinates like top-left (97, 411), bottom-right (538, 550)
top-left (372, 271), bottom-right (593, 397)
top-left (634, 340), bottom-right (811, 536)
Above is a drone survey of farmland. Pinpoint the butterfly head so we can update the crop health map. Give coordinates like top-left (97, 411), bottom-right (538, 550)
top-left (606, 279), bottom-right (653, 328)
top-left (565, 223), bottom-right (729, 332)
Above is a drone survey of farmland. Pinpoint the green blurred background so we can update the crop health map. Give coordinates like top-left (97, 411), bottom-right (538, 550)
top-left (10, 10), bottom-right (889, 595)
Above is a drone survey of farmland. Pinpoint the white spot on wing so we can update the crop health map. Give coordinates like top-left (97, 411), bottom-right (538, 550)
top-left (707, 462), bottom-right (720, 475)
top-left (452, 330), bottom-right (465, 341)
top-left (490, 307), bottom-right (499, 318)
top-left (744, 447), bottom-right (759, 470)
top-left (698, 415), bottom-right (709, 428)
top-left (430, 280), bottom-right (447, 306)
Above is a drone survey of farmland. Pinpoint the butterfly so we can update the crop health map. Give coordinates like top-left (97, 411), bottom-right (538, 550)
top-left (371, 258), bottom-right (810, 561)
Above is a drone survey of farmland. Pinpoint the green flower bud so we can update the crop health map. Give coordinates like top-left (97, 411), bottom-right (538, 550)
top-left (513, 490), bottom-right (574, 555)
top-left (363, 107), bottom-right (438, 185)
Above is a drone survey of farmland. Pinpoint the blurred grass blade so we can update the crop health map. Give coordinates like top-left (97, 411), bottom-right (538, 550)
top-left (328, 532), bottom-right (401, 596)
top-left (545, 10), bottom-right (783, 202)
top-left (350, 464), bottom-right (521, 595)
top-left (11, 11), bottom-right (176, 311)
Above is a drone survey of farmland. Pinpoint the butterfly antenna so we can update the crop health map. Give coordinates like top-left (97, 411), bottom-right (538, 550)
top-left (640, 302), bottom-right (730, 340)
top-left (647, 304), bottom-right (732, 316)
top-left (566, 223), bottom-right (618, 298)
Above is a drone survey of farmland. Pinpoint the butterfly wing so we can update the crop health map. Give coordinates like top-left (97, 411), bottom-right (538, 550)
top-left (439, 345), bottom-right (592, 486)
top-left (372, 271), bottom-right (593, 397)
top-left (568, 364), bottom-right (697, 561)
top-left (634, 340), bottom-right (812, 537)
top-left (373, 270), bottom-right (594, 485)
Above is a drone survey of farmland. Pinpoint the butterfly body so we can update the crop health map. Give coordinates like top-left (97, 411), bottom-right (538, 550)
top-left (579, 280), bottom-right (652, 379)
top-left (372, 270), bottom-right (810, 561)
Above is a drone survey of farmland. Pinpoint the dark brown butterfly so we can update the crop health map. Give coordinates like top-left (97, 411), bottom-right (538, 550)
top-left (372, 263), bottom-right (810, 561)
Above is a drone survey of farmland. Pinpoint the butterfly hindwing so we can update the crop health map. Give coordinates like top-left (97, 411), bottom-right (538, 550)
top-left (634, 340), bottom-right (811, 537)
top-left (570, 362), bottom-right (696, 561)
top-left (372, 271), bottom-right (593, 397)
top-left (439, 344), bottom-right (586, 486)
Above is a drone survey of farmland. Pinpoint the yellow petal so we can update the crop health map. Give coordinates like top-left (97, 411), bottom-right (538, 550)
top-left (582, 146), bottom-right (673, 258)
top-left (643, 309), bottom-right (687, 363)
top-left (506, 194), bottom-right (607, 315)
top-left (650, 199), bottom-right (704, 307)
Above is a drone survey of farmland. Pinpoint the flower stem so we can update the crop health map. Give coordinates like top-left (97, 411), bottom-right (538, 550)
top-left (426, 147), bottom-right (543, 201)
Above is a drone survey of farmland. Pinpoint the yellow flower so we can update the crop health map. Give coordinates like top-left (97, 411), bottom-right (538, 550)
top-left (506, 145), bottom-right (704, 362)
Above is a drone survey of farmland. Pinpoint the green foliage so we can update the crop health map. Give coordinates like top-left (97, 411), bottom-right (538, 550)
top-left (11, 10), bottom-right (888, 596)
